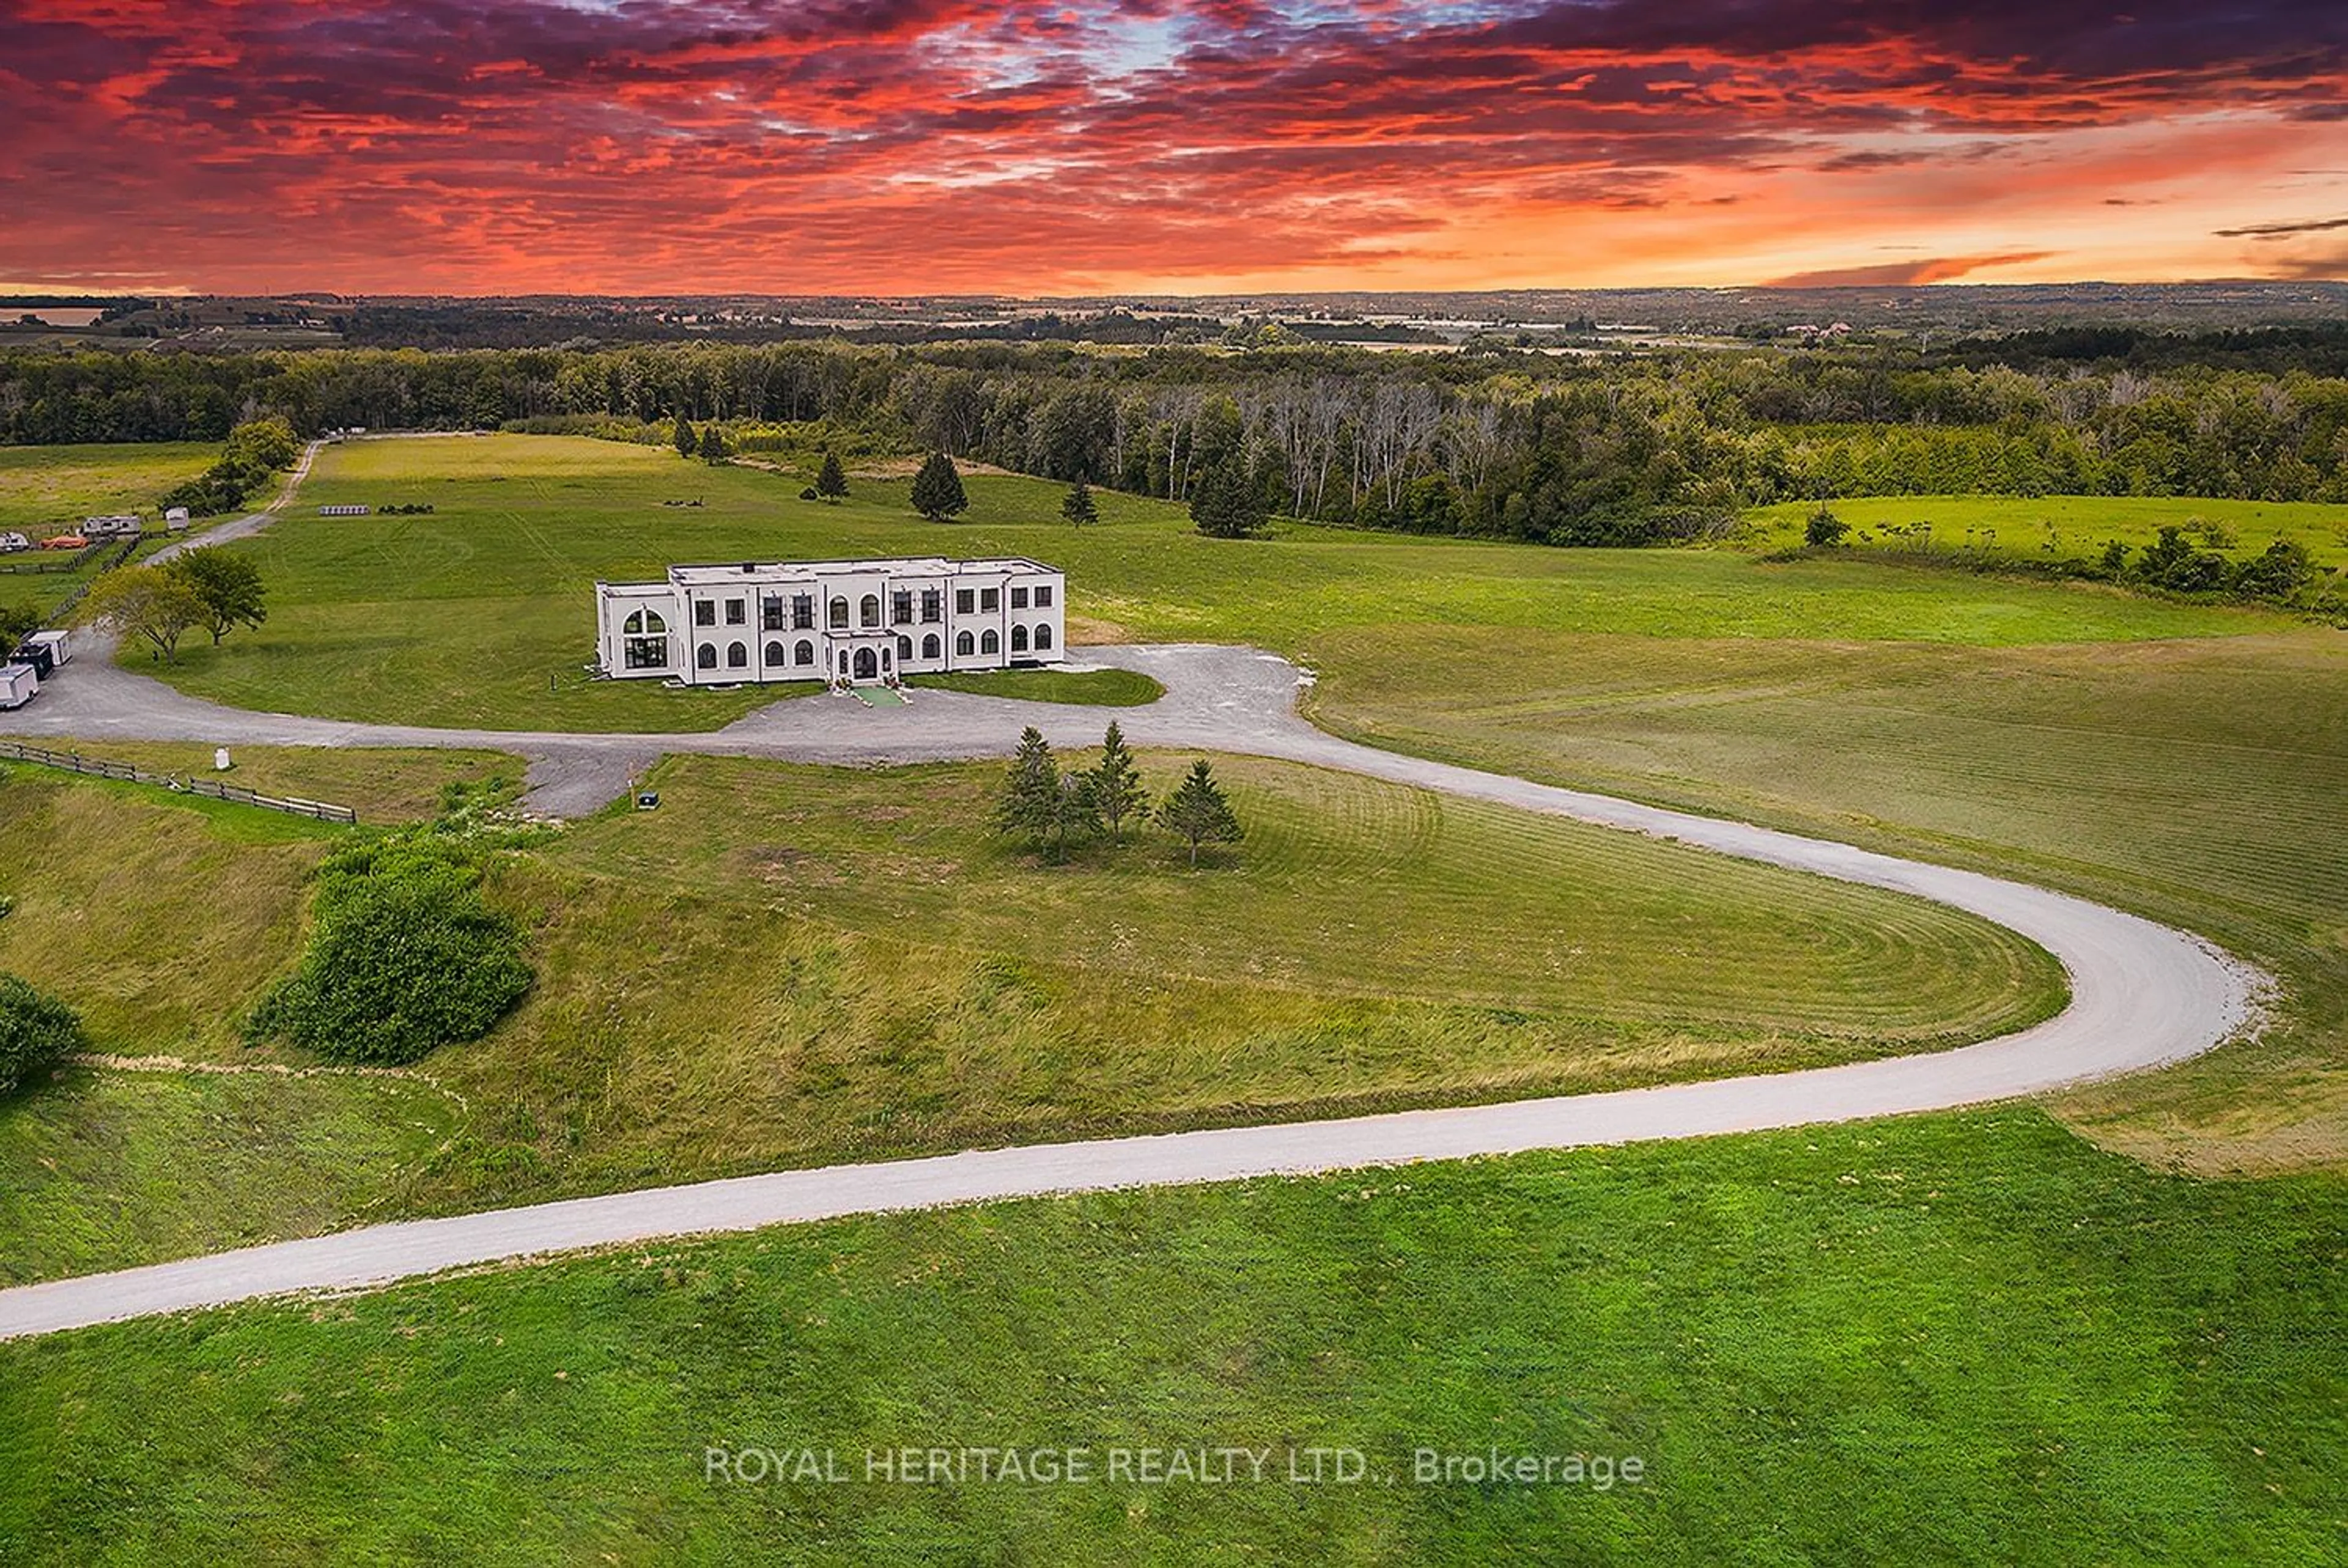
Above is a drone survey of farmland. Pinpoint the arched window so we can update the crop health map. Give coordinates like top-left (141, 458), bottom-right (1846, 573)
top-left (881, 647), bottom-right (893, 670)
top-left (1035, 624), bottom-right (1053, 650)
top-left (896, 635), bottom-right (912, 661)
top-left (622, 607), bottom-right (666, 635)
top-left (794, 639), bottom-right (814, 667)
top-left (859, 594), bottom-right (881, 628)
top-left (764, 640), bottom-right (786, 667)
top-left (828, 597), bottom-right (849, 630)
top-left (696, 644), bottom-right (717, 670)
top-left (838, 649), bottom-right (851, 673)
top-left (1010, 624), bottom-right (1030, 653)
top-left (726, 641), bottom-right (748, 669)
top-left (921, 633), bottom-right (940, 660)
top-left (980, 629), bottom-right (1000, 655)
top-left (955, 631), bottom-right (974, 657)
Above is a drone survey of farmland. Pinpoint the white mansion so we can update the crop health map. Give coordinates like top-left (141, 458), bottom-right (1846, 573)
top-left (594, 556), bottom-right (1067, 685)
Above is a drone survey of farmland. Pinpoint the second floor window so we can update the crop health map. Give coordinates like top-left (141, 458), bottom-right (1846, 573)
top-left (725, 598), bottom-right (746, 625)
top-left (921, 590), bottom-right (942, 622)
top-left (892, 591), bottom-right (913, 624)
top-left (1011, 586), bottom-right (1029, 609)
top-left (794, 594), bottom-right (814, 630)
top-left (1034, 585), bottom-right (1054, 607)
top-left (955, 588), bottom-right (975, 614)
top-left (694, 600), bottom-right (716, 627)
top-left (980, 587), bottom-right (1000, 612)
top-left (828, 597), bottom-right (849, 630)
top-left (762, 597), bottom-right (787, 631)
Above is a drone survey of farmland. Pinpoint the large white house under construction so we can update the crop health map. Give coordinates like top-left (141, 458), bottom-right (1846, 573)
top-left (593, 556), bottom-right (1066, 686)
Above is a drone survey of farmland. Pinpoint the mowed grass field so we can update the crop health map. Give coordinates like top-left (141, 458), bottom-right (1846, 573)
top-left (0, 443), bottom-right (215, 621)
top-left (0, 748), bottom-right (2062, 1273)
top-left (1743, 491), bottom-right (2348, 567)
top-left (1304, 627), bottom-right (2348, 1171)
top-left (136, 435), bottom-right (2292, 731)
top-left (2, 1113), bottom-right (2338, 1564)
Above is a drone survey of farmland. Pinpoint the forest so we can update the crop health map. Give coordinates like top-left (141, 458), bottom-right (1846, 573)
top-left (4, 339), bottom-right (2346, 548)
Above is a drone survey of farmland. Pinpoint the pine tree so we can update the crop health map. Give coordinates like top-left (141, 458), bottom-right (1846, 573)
top-left (910, 451), bottom-right (969, 520)
top-left (671, 413), bottom-right (695, 458)
top-left (1089, 721), bottom-right (1149, 844)
top-left (1189, 460), bottom-right (1267, 539)
top-left (1045, 771), bottom-right (1102, 859)
top-left (697, 424), bottom-right (729, 463)
top-left (816, 450), bottom-right (849, 500)
top-left (1158, 759), bottom-right (1242, 867)
top-left (1061, 477), bottom-right (1099, 528)
top-left (994, 727), bottom-right (1060, 845)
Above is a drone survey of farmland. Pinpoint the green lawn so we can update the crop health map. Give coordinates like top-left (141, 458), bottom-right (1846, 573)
top-left (2, 1111), bottom-right (2337, 1564)
top-left (0, 1066), bottom-right (459, 1286)
top-left (135, 435), bottom-right (2291, 731)
top-left (906, 666), bottom-right (1165, 705)
top-left (1743, 492), bottom-right (2348, 568)
top-left (1302, 625), bottom-right (2348, 1172)
top-left (0, 749), bottom-right (2062, 1238)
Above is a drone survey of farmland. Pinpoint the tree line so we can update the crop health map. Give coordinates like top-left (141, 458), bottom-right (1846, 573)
top-left (7, 341), bottom-right (2348, 546)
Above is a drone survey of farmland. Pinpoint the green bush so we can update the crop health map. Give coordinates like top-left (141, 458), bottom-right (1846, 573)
top-left (248, 839), bottom-right (533, 1066)
top-left (0, 973), bottom-right (84, 1095)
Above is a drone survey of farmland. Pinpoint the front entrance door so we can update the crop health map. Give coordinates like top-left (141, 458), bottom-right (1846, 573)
top-left (852, 647), bottom-right (878, 681)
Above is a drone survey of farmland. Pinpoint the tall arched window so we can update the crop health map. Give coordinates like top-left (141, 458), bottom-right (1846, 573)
top-left (955, 631), bottom-right (974, 657)
top-left (726, 641), bottom-right (748, 669)
top-left (828, 597), bottom-right (849, 630)
top-left (896, 635), bottom-right (912, 661)
top-left (794, 639), bottom-right (814, 667)
top-left (859, 594), bottom-right (881, 628)
top-left (696, 644), bottom-right (717, 670)
top-left (1035, 624), bottom-right (1053, 650)
top-left (980, 629), bottom-right (1000, 655)
top-left (1010, 624), bottom-right (1030, 653)
top-left (764, 640), bottom-right (786, 667)
top-left (921, 633), bottom-right (940, 660)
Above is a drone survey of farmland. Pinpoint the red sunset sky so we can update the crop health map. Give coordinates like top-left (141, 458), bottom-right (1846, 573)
top-left (2, 0), bottom-right (2344, 296)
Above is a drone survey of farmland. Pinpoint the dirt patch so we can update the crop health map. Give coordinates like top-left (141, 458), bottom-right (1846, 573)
top-left (1068, 614), bottom-right (1136, 645)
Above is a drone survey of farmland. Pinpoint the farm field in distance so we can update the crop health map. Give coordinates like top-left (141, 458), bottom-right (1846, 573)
top-left (2, 1113), bottom-right (2338, 1563)
top-left (1741, 491), bottom-right (2348, 567)
top-left (132, 434), bottom-right (2295, 732)
top-left (0, 442), bottom-right (216, 621)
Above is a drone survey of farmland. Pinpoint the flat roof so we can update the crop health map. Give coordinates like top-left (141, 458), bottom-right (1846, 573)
top-left (638, 555), bottom-right (1061, 589)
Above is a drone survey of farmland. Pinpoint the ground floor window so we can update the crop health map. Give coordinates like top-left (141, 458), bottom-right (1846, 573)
top-left (696, 644), bottom-right (717, 670)
top-left (1035, 624), bottom-right (1053, 650)
top-left (956, 631), bottom-right (974, 656)
top-left (794, 639), bottom-right (815, 666)
top-left (896, 635), bottom-right (912, 661)
top-left (764, 640), bottom-right (786, 666)
top-left (1010, 624), bottom-right (1029, 653)
top-left (980, 629), bottom-right (1000, 655)
top-left (727, 641), bottom-right (748, 669)
top-left (921, 633), bottom-right (940, 660)
top-left (624, 636), bottom-right (668, 670)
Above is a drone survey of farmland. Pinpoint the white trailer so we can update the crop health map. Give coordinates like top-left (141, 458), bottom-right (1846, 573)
top-left (0, 663), bottom-right (37, 710)
top-left (23, 630), bottom-right (71, 668)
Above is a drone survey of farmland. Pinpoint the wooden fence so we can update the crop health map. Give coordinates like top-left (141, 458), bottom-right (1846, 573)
top-left (0, 741), bottom-right (359, 824)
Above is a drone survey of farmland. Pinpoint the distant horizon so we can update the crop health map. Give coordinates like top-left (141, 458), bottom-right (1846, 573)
top-left (3, 2), bottom-right (2342, 297)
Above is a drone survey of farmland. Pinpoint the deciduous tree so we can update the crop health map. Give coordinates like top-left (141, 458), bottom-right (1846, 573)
top-left (169, 547), bottom-right (267, 645)
top-left (74, 564), bottom-right (207, 661)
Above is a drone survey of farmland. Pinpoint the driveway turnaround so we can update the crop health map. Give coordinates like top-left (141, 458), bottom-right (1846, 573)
top-left (0, 641), bottom-right (2263, 1340)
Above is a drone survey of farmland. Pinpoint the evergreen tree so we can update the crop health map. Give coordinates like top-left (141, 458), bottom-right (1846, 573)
top-left (910, 451), bottom-right (969, 520)
top-left (1061, 477), bottom-right (1099, 528)
top-left (994, 726), bottom-right (1060, 845)
top-left (1158, 759), bottom-right (1242, 867)
top-left (697, 424), bottom-right (729, 463)
top-left (1044, 771), bottom-right (1102, 859)
top-left (1189, 461), bottom-right (1268, 539)
top-left (816, 449), bottom-right (849, 500)
top-left (1089, 721), bottom-right (1149, 844)
top-left (671, 412), bottom-right (695, 458)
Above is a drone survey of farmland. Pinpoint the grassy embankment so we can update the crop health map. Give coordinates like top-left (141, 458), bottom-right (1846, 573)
top-left (0, 746), bottom-right (2062, 1275)
top-left (1741, 491), bottom-right (2348, 569)
top-left (1, 1112), bottom-right (2338, 1563)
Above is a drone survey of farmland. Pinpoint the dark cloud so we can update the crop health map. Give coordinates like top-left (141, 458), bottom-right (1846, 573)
top-left (2215, 215), bottom-right (2348, 238)
top-left (1767, 251), bottom-right (2058, 287)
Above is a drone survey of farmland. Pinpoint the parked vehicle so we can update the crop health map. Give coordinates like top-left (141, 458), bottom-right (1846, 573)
top-left (21, 630), bottom-right (70, 669)
top-left (0, 663), bottom-right (37, 710)
top-left (40, 534), bottom-right (86, 550)
top-left (10, 641), bottom-right (51, 679)
top-left (0, 531), bottom-right (29, 553)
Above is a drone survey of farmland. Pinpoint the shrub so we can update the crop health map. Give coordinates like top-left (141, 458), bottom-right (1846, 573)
top-left (248, 838), bottom-right (533, 1066)
top-left (1805, 506), bottom-right (1849, 548)
top-left (0, 973), bottom-right (84, 1095)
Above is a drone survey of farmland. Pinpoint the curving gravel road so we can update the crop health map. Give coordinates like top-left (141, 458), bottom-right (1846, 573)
top-left (0, 640), bottom-right (2262, 1339)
